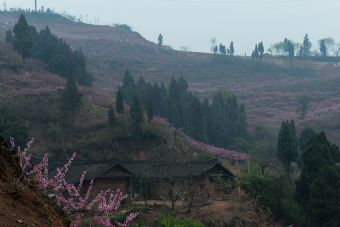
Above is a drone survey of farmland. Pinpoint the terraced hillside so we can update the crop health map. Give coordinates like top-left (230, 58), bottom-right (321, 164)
top-left (1, 11), bottom-right (340, 142)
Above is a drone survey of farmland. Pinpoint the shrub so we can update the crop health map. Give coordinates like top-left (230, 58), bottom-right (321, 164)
top-left (259, 177), bottom-right (304, 226)
top-left (281, 198), bottom-right (304, 226)
top-left (0, 108), bottom-right (28, 146)
top-left (157, 216), bottom-right (204, 227)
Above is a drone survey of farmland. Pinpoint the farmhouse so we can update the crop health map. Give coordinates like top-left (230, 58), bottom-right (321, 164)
top-left (48, 159), bottom-right (235, 199)
top-left (48, 159), bottom-right (134, 196)
top-left (120, 159), bottom-right (235, 199)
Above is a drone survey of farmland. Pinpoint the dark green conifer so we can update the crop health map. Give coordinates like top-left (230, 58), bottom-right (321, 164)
top-left (121, 70), bottom-right (136, 104)
top-left (277, 120), bottom-right (298, 178)
top-left (5, 30), bottom-right (14, 44)
top-left (108, 106), bottom-right (117, 130)
top-left (116, 87), bottom-right (124, 114)
top-left (130, 95), bottom-right (144, 136)
top-left (61, 78), bottom-right (82, 126)
top-left (13, 14), bottom-right (33, 58)
top-left (229, 41), bottom-right (235, 56)
top-left (146, 101), bottom-right (154, 123)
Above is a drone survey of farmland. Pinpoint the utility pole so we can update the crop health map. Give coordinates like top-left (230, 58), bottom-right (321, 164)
top-left (34, 0), bottom-right (37, 11)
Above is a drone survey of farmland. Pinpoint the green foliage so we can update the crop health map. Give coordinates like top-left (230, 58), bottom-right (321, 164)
top-left (195, 153), bottom-right (214, 161)
top-left (121, 70), bottom-right (136, 104)
top-left (258, 177), bottom-right (304, 226)
top-left (219, 43), bottom-right (226, 55)
top-left (13, 14), bottom-right (33, 58)
top-left (146, 101), bottom-right (154, 123)
top-left (157, 216), bottom-right (204, 227)
top-left (158, 33), bottom-right (163, 46)
top-left (119, 74), bottom-right (247, 149)
top-left (248, 125), bottom-right (276, 175)
top-left (251, 44), bottom-right (259, 62)
top-left (31, 26), bottom-right (92, 85)
top-left (319, 39), bottom-right (327, 57)
top-left (9, 15), bottom-right (92, 85)
top-left (206, 91), bottom-right (247, 148)
top-left (229, 41), bottom-right (235, 56)
top-left (302, 34), bottom-right (312, 57)
top-left (307, 165), bottom-right (340, 227)
top-left (213, 45), bottom-right (218, 55)
top-left (298, 127), bottom-right (316, 167)
top-left (108, 106), bottom-right (117, 130)
top-left (277, 120), bottom-right (298, 176)
top-left (130, 95), bottom-right (144, 136)
top-left (5, 30), bottom-right (14, 44)
top-left (61, 78), bottom-right (82, 125)
top-left (296, 132), bottom-right (340, 206)
top-left (297, 96), bottom-right (310, 119)
top-left (258, 42), bottom-right (264, 61)
top-left (240, 171), bottom-right (271, 209)
top-left (115, 87), bottom-right (125, 114)
top-left (0, 108), bottom-right (28, 146)
top-left (210, 173), bottom-right (235, 193)
top-left (268, 41), bottom-right (285, 56)
top-left (280, 198), bottom-right (304, 226)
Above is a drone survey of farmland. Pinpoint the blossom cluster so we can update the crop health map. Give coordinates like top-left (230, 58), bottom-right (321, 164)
top-left (186, 136), bottom-right (248, 161)
top-left (152, 117), bottom-right (248, 161)
top-left (11, 138), bottom-right (138, 227)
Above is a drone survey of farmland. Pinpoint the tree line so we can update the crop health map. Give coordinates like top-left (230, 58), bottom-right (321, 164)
top-left (268, 34), bottom-right (340, 58)
top-left (5, 14), bottom-right (93, 85)
top-left (113, 70), bottom-right (247, 149)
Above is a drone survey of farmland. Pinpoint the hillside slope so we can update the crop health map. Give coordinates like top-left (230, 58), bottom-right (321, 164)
top-left (0, 38), bottom-right (201, 163)
top-left (0, 136), bottom-right (69, 227)
top-left (1, 11), bottom-right (340, 141)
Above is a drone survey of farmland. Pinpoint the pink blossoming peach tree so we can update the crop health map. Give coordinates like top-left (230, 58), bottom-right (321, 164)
top-left (10, 138), bottom-right (138, 227)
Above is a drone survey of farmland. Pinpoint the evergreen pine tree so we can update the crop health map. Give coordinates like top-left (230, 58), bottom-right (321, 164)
top-left (130, 95), bottom-right (144, 136)
top-left (116, 87), bottom-right (124, 114)
top-left (159, 83), bottom-right (168, 117)
top-left (302, 34), bottom-right (312, 57)
top-left (13, 14), bottom-right (33, 58)
top-left (320, 39), bottom-right (327, 57)
top-left (296, 132), bottom-right (338, 206)
top-left (307, 165), bottom-right (340, 227)
top-left (108, 106), bottom-right (117, 132)
top-left (284, 39), bottom-right (295, 67)
top-left (167, 77), bottom-right (183, 127)
top-left (5, 30), bottom-right (14, 44)
top-left (213, 45), bottom-right (218, 55)
top-left (298, 127), bottom-right (316, 153)
top-left (177, 76), bottom-right (189, 94)
top-left (61, 78), bottom-right (82, 126)
top-left (146, 101), bottom-right (154, 123)
top-left (219, 43), bottom-right (226, 55)
top-left (258, 42), bottom-right (264, 61)
top-left (253, 44), bottom-right (260, 62)
top-left (121, 70), bottom-right (136, 104)
top-left (158, 34), bottom-right (163, 46)
top-left (289, 120), bottom-right (299, 154)
top-left (277, 120), bottom-right (298, 178)
top-left (229, 41), bottom-right (235, 56)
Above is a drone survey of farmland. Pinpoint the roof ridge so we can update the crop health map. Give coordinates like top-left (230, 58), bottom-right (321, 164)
top-left (119, 159), bottom-right (219, 165)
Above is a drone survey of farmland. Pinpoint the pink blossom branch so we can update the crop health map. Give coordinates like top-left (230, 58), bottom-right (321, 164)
top-left (10, 139), bottom-right (138, 227)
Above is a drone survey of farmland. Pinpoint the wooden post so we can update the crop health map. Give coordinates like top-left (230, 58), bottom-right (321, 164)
top-left (34, 0), bottom-right (37, 11)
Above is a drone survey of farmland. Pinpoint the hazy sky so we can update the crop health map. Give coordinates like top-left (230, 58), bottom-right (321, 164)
top-left (4, 0), bottom-right (340, 54)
